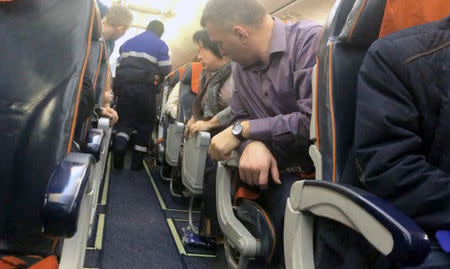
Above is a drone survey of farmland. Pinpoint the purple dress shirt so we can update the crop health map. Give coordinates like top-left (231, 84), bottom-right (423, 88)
top-left (231, 18), bottom-right (322, 167)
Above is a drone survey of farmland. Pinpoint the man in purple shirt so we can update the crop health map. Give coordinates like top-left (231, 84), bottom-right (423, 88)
top-left (201, 0), bottom-right (322, 264)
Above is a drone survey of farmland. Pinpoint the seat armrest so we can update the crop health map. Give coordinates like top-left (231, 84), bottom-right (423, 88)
top-left (216, 161), bottom-right (259, 263)
top-left (288, 180), bottom-right (430, 267)
top-left (41, 153), bottom-right (95, 237)
top-left (83, 128), bottom-right (104, 161)
top-left (97, 117), bottom-right (110, 132)
top-left (222, 151), bottom-right (240, 168)
top-left (165, 121), bottom-right (185, 166)
top-left (181, 131), bottom-right (210, 196)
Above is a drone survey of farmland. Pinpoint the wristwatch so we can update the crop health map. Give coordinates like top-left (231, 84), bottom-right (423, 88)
top-left (232, 122), bottom-right (245, 141)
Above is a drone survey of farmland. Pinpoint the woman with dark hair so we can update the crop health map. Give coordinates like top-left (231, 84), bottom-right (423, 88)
top-left (184, 29), bottom-right (233, 239)
top-left (184, 29), bottom-right (233, 138)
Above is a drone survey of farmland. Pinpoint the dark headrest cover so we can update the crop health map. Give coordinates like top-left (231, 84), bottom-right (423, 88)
top-left (339, 0), bottom-right (386, 47)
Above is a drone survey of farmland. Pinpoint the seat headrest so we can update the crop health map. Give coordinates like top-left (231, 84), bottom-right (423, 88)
top-left (190, 63), bottom-right (203, 94)
top-left (339, 0), bottom-right (387, 47)
top-left (378, 0), bottom-right (450, 38)
top-left (181, 63), bottom-right (202, 94)
top-left (338, 0), bottom-right (450, 47)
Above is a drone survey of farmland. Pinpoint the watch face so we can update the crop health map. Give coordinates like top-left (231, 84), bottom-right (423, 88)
top-left (232, 124), bottom-right (243, 135)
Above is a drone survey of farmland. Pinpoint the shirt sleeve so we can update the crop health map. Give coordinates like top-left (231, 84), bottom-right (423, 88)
top-left (354, 38), bottom-right (450, 231)
top-left (165, 82), bottom-right (179, 119)
top-left (216, 106), bottom-right (233, 127)
top-left (248, 26), bottom-right (321, 143)
top-left (157, 42), bottom-right (172, 76)
top-left (230, 68), bottom-right (250, 123)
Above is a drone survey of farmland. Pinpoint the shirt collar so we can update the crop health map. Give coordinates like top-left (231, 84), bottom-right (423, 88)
top-left (242, 18), bottom-right (287, 71)
top-left (269, 18), bottom-right (288, 54)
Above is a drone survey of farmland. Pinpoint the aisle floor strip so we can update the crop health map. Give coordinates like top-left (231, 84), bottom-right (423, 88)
top-left (95, 214), bottom-right (105, 250)
top-left (144, 161), bottom-right (167, 210)
top-left (100, 153), bottom-right (111, 206)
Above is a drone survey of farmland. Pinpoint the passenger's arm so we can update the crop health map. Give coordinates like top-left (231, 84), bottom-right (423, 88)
top-left (157, 43), bottom-right (171, 76)
top-left (209, 76), bottom-right (252, 160)
top-left (165, 83), bottom-right (180, 119)
top-left (354, 39), bottom-right (450, 231)
top-left (186, 107), bottom-right (234, 138)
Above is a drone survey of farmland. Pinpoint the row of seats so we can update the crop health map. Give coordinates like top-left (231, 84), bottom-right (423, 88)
top-left (217, 0), bottom-right (447, 268)
top-left (151, 0), bottom-right (448, 268)
top-left (0, 0), bottom-right (113, 267)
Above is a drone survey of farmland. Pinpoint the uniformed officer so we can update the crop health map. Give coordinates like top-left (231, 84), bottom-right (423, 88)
top-left (113, 20), bottom-right (171, 170)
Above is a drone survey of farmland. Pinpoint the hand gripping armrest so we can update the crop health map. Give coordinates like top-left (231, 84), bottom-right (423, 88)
top-left (285, 180), bottom-right (430, 269)
top-left (83, 128), bottom-right (104, 161)
top-left (41, 153), bottom-right (95, 237)
top-left (216, 155), bottom-right (259, 269)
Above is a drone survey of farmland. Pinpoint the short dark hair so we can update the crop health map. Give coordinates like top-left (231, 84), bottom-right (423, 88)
top-left (146, 20), bottom-right (164, 37)
top-left (193, 29), bottom-right (222, 59)
top-left (200, 0), bottom-right (266, 30)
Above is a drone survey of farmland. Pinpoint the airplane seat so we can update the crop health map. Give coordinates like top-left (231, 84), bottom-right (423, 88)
top-left (216, 152), bottom-right (276, 269)
top-left (181, 131), bottom-right (210, 233)
top-left (181, 132), bottom-right (210, 195)
top-left (165, 65), bottom-right (189, 167)
top-left (176, 62), bottom-right (202, 123)
top-left (165, 63), bottom-right (202, 168)
top-left (0, 1), bottom-right (103, 268)
top-left (159, 67), bottom-right (187, 180)
top-left (156, 77), bottom-right (172, 165)
top-left (75, 15), bottom-right (105, 145)
top-left (283, 0), bottom-right (450, 268)
top-left (163, 63), bottom-right (203, 196)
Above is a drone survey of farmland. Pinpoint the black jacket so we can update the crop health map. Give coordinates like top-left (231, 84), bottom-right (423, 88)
top-left (315, 17), bottom-right (450, 269)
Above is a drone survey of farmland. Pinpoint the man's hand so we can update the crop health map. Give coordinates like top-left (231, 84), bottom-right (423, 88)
top-left (102, 107), bottom-right (119, 126)
top-left (239, 141), bottom-right (281, 189)
top-left (185, 117), bottom-right (196, 137)
top-left (208, 126), bottom-right (240, 160)
top-left (185, 120), bottom-right (212, 138)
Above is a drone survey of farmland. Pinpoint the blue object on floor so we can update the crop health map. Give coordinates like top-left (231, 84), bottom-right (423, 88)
top-left (182, 226), bottom-right (216, 250)
top-left (436, 230), bottom-right (450, 253)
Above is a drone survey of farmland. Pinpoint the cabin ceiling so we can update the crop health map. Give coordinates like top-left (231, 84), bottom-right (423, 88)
top-left (102, 0), bottom-right (336, 71)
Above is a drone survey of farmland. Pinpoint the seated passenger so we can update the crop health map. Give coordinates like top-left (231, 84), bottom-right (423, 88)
top-left (341, 17), bottom-right (449, 269)
top-left (99, 88), bottom-right (119, 126)
top-left (99, 4), bottom-right (133, 57)
top-left (182, 29), bottom-right (233, 239)
top-left (201, 0), bottom-right (322, 264)
top-left (165, 81), bottom-right (180, 120)
top-left (185, 29), bottom-right (233, 138)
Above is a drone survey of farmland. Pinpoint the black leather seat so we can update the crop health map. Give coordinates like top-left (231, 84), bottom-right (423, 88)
top-left (0, 0), bottom-right (101, 258)
top-left (283, 1), bottom-right (435, 268)
top-left (315, 0), bottom-right (387, 182)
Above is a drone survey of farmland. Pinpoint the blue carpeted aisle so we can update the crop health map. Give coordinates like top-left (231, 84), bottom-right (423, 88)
top-left (101, 166), bottom-right (183, 269)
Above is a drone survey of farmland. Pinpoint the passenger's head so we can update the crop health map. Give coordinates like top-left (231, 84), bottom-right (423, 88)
top-left (102, 5), bottom-right (133, 41)
top-left (193, 29), bottom-right (228, 71)
top-left (146, 20), bottom-right (165, 38)
top-left (200, 0), bottom-right (269, 66)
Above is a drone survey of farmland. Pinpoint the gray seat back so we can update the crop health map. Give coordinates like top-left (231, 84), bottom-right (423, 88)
top-left (181, 131), bottom-right (210, 196)
top-left (165, 122), bottom-right (184, 166)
